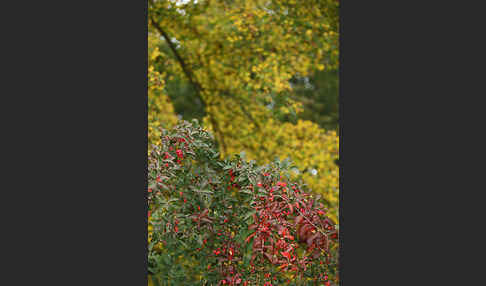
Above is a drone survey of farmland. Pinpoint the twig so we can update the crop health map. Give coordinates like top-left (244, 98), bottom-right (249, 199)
top-left (149, 14), bottom-right (207, 110)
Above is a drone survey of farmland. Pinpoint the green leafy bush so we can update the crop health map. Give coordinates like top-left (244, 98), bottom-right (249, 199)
top-left (148, 121), bottom-right (338, 285)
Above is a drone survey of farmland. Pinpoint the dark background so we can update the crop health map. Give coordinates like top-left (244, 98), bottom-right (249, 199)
top-left (1, 1), bottom-right (484, 285)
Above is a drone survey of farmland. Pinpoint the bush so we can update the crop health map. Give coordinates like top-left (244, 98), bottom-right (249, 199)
top-left (203, 98), bottom-right (339, 223)
top-left (148, 121), bottom-right (338, 285)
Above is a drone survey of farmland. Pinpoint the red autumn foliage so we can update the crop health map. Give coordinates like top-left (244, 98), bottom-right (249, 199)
top-left (148, 122), bottom-right (339, 285)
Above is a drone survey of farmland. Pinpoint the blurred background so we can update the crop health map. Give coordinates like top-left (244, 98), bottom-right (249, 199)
top-left (148, 0), bottom-right (339, 221)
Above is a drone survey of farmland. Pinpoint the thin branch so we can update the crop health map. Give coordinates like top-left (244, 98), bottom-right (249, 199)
top-left (149, 15), bottom-right (231, 153)
top-left (150, 11), bottom-right (257, 157)
top-left (207, 108), bottom-right (228, 155)
top-left (149, 15), bottom-right (206, 108)
top-left (240, 103), bottom-right (262, 130)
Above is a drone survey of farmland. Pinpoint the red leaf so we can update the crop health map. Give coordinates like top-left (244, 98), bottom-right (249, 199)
top-left (245, 232), bottom-right (256, 243)
top-left (201, 208), bottom-right (209, 217)
top-left (281, 251), bottom-right (291, 260)
top-left (264, 252), bottom-right (274, 263)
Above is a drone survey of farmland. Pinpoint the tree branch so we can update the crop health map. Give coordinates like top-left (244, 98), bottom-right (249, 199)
top-left (207, 108), bottom-right (228, 156)
top-left (149, 14), bottom-right (229, 150)
top-left (149, 15), bottom-right (206, 106)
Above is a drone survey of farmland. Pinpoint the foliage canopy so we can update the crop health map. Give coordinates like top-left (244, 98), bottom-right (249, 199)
top-left (148, 122), bottom-right (338, 285)
top-left (147, 1), bottom-right (340, 284)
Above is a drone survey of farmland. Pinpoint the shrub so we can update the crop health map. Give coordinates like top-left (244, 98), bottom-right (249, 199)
top-left (203, 98), bottom-right (339, 223)
top-left (148, 121), bottom-right (338, 285)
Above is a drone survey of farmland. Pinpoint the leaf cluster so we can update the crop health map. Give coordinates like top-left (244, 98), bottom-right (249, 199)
top-left (148, 122), bottom-right (338, 285)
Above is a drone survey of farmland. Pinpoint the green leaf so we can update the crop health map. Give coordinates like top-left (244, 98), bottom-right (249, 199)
top-left (243, 210), bottom-right (256, 222)
top-left (195, 189), bottom-right (213, 194)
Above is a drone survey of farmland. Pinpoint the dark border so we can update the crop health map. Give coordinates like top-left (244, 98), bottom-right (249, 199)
top-left (338, 0), bottom-right (343, 284)
top-left (8, 0), bottom-right (149, 284)
top-left (144, 0), bottom-right (149, 281)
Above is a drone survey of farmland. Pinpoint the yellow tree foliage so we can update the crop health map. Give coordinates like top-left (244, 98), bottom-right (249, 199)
top-left (148, 0), bottom-right (338, 120)
top-left (203, 98), bottom-right (339, 221)
top-left (148, 0), bottom-right (339, 216)
top-left (148, 34), bottom-right (178, 148)
top-left (148, 89), bottom-right (178, 147)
